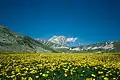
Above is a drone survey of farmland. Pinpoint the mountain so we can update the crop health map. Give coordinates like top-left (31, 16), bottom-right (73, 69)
top-left (48, 36), bottom-right (67, 46)
top-left (0, 25), bottom-right (53, 52)
top-left (38, 36), bottom-right (120, 53)
top-left (48, 35), bottom-right (77, 46)
top-left (35, 38), bottom-right (70, 53)
top-left (35, 38), bottom-right (64, 48)
top-left (36, 36), bottom-right (120, 53)
top-left (36, 36), bottom-right (78, 53)
top-left (71, 41), bottom-right (120, 52)
top-left (0, 25), bottom-right (120, 53)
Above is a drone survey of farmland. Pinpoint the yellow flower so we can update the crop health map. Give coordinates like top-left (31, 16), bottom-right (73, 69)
top-left (64, 73), bottom-right (67, 77)
top-left (28, 77), bottom-right (33, 80)
top-left (113, 78), bottom-right (116, 80)
top-left (26, 68), bottom-right (29, 71)
top-left (35, 76), bottom-right (39, 78)
top-left (42, 74), bottom-right (48, 77)
top-left (104, 77), bottom-right (109, 80)
top-left (15, 67), bottom-right (20, 72)
top-left (47, 71), bottom-right (49, 73)
top-left (98, 71), bottom-right (103, 75)
top-left (86, 78), bottom-right (92, 80)
top-left (11, 71), bottom-right (15, 75)
top-left (91, 74), bottom-right (96, 77)
top-left (80, 74), bottom-right (83, 76)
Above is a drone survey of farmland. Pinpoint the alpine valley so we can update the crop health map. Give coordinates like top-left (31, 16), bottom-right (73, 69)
top-left (0, 25), bottom-right (120, 53)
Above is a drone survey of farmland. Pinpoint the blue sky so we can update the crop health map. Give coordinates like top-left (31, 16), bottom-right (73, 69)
top-left (0, 0), bottom-right (120, 44)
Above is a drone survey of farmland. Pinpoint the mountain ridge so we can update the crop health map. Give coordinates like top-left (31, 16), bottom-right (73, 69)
top-left (0, 25), bottom-right (120, 53)
top-left (0, 25), bottom-right (54, 52)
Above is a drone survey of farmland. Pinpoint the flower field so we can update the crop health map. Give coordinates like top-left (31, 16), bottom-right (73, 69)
top-left (0, 52), bottom-right (120, 80)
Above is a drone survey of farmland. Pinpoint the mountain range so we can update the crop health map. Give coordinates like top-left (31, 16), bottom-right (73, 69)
top-left (0, 25), bottom-right (120, 53)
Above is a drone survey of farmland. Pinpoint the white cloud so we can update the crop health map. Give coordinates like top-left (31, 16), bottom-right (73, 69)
top-left (35, 38), bottom-right (41, 40)
top-left (66, 37), bottom-right (78, 42)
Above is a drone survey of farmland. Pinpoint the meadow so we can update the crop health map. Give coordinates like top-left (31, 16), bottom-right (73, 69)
top-left (0, 52), bottom-right (120, 80)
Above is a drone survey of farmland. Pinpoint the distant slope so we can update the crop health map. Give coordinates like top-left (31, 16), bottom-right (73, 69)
top-left (0, 25), bottom-right (119, 53)
top-left (72, 41), bottom-right (120, 52)
top-left (36, 36), bottom-right (120, 53)
top-left (0, 25), bottom-right (53, 52)
top-left (36, 39), bottom-right (70, 52)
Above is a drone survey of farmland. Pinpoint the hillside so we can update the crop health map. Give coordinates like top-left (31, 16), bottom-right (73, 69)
top-left (0, 25), bottom-right (120, 53)
top-left (0, 25), bottom-right (53, 52)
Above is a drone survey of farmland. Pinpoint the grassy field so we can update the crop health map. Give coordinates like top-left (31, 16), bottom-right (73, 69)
top-left (0, 52), bottom-right (120, 80)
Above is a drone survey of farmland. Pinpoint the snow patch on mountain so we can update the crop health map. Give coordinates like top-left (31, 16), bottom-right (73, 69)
top-left (70, 41), bottom-right (116, 52)
top-left (48, 35), bottom-right (78, 46)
